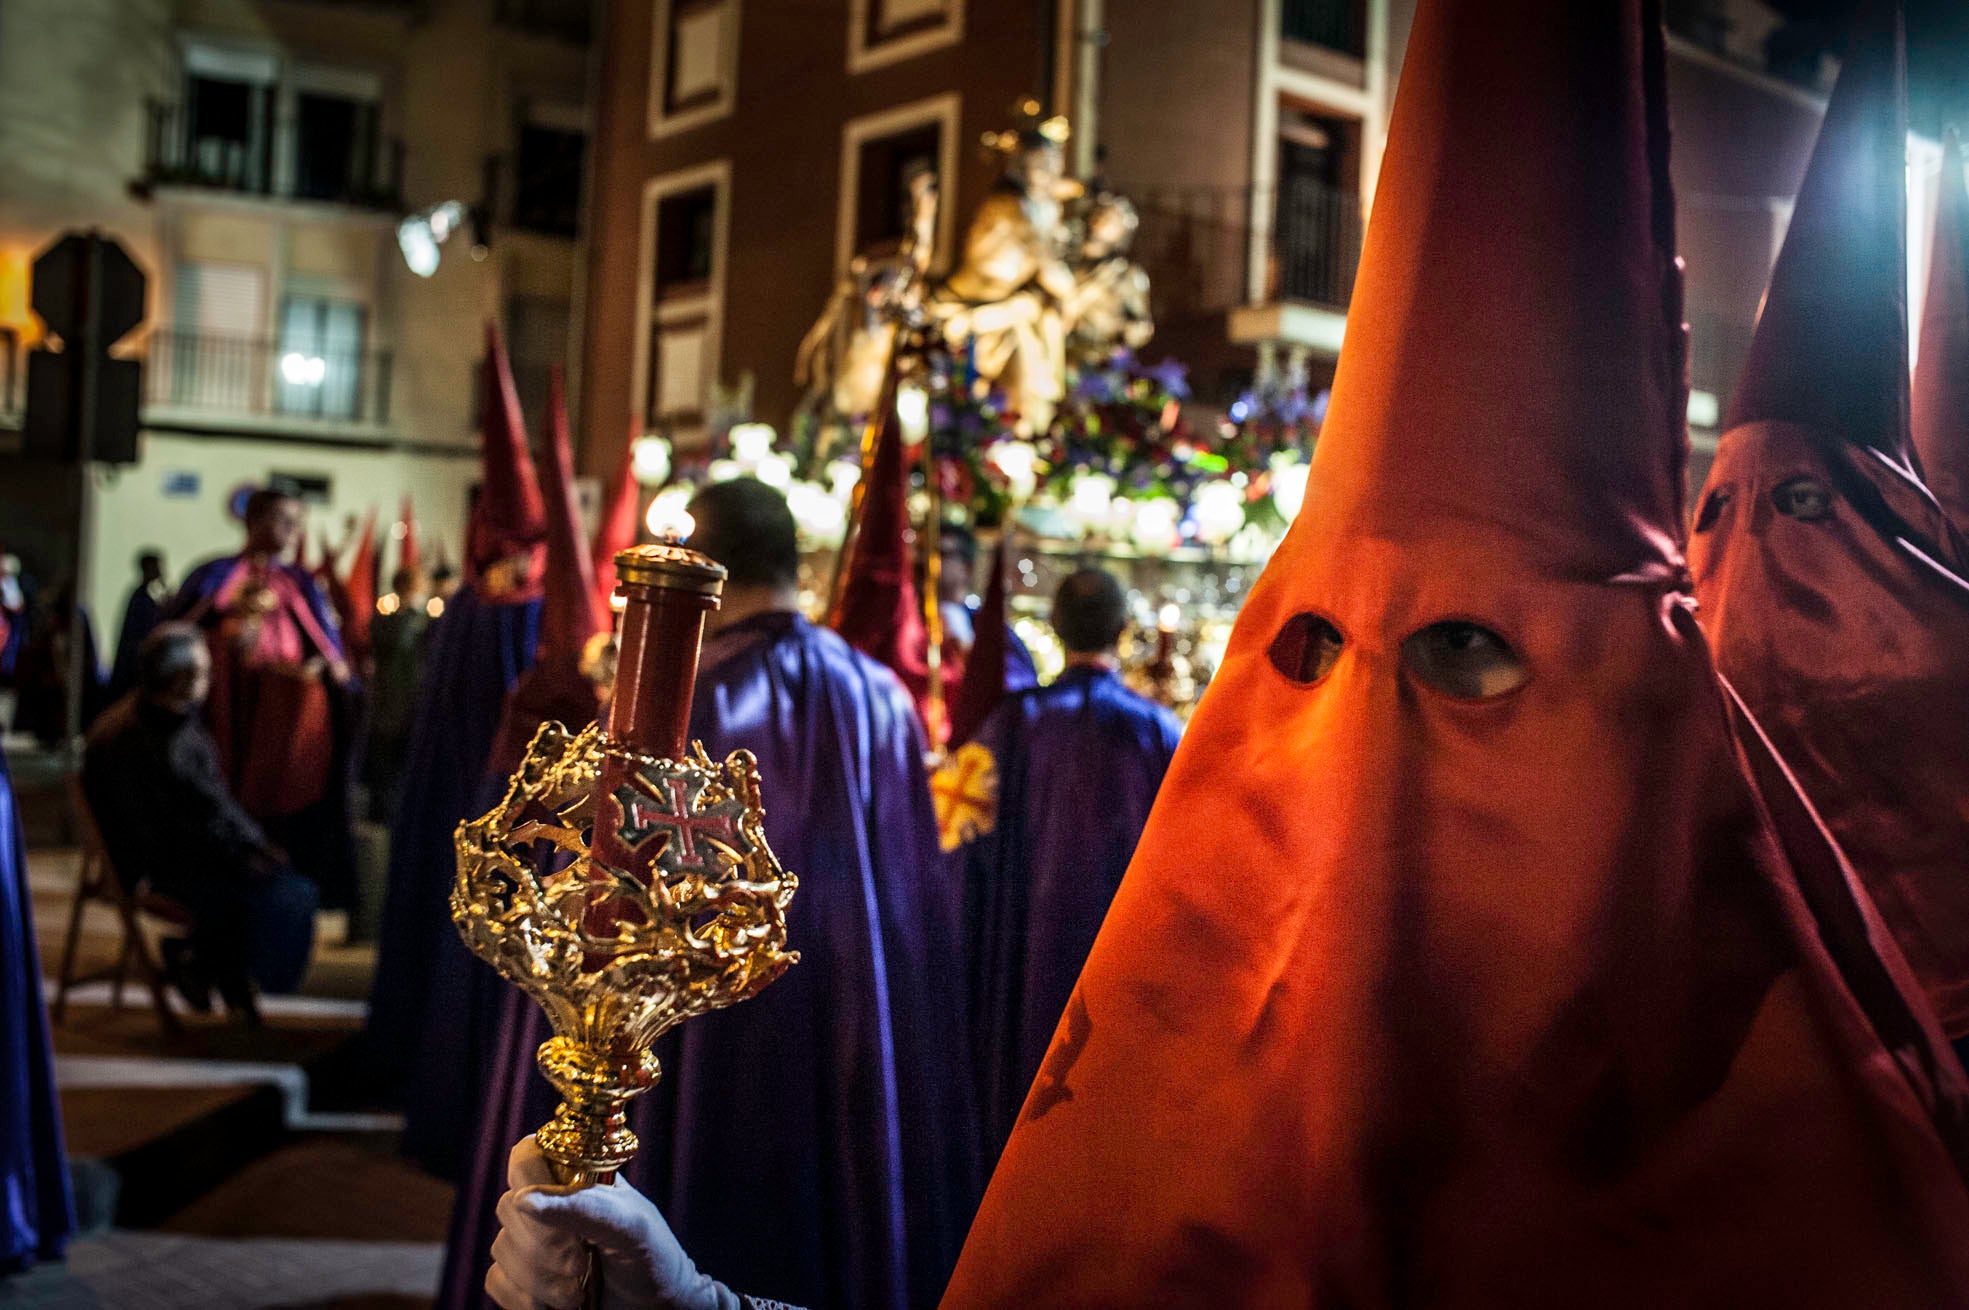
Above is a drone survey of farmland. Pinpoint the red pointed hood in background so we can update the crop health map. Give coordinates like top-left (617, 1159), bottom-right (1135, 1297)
top-left (1690, 3), bottom-right (1969, 1039)
top-left (945, 531), bottom-right (1011, 749)
top-left (396, 494), bottom-right (421, 581)
top-left (946, 1), bottom-right (1969, 1303)
top-left (591, 439), bottom-right (643, 619)
top-left (1914, 131), bottom-right (1969, 531)
top-left (830, 399), bottom-right (930, 726)
top-left (341, 506), bottom-right (378, 660)
top-left (468, 322), bottom-right (548, 595)
top-left (489, 368), bottom-right (605, 775)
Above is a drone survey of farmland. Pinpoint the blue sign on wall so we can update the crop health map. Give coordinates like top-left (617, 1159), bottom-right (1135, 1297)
top-left (161, 470), bottom-right (201, 498)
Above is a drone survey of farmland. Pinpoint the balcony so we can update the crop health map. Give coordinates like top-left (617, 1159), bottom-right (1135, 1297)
top-left (138, 100), bottom-right (406, 213)
top-left (1123, 180), bottom-right (1363, 389)
top-left (1131, 180), bottom-right (1363, 314)
top-left (144, 331), bottom-right (394, 432)
top-left (495, 0), bottom-right (592, 44)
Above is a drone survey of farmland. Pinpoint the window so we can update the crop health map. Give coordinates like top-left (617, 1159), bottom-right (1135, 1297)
top-left (160, 47), bottom-right (393, 207)
top-left (636, 165), bottom-right (729, 436)
top-left (277, 295), bottom-right (366, 421)
top-left (848, 0), bottom-right (963, 72)
top-left (836, 95), bottom-right (959, 277)
top-left (294, 92), bottom-right (381, 203)
top-left (854, 124), bottom-right (940, 256)
top-left (654, 186), bottom-right (718, 295)
top-left (650, 0), bottom-right (738, 138)
top-left (182, 55), bottom-right (274, 193)
top-left (166, 262), bottom-right (267, 412)
top-left (514, 122), bottom-right (586, 237)
top-left (1280, 0), bottom-right (1366, 58)
top-left (1272, 106), bottom-right (1363, 307)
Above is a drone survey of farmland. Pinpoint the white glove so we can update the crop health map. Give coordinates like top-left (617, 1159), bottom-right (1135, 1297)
top-left (486, 1135), bottom-right (743, 1310)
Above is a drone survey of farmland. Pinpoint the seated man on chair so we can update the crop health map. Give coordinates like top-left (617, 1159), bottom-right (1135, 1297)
top-left (82, 623), bottom-right (318, 1021)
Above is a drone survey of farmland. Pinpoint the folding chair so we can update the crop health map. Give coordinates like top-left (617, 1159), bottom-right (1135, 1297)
top-left (54, 775), bottom-right (190, 1037)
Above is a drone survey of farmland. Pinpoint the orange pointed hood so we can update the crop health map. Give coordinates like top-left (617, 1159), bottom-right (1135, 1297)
top-left (490, 368), bottom-right (604, 774)
top-left (1914, 131), bottom-right (1969, 530)
top-left (591, 439), bottom-right (643, 621)
top-left (946, 2), bottom-right (1969, 1304)
top-left (468, 322), bottom-right (548, 593)
top-left (1690, 3), bottom-right (1969, 1040)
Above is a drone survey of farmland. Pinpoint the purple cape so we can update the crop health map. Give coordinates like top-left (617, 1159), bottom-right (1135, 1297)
top-left (170, 556), bottom-right (346, 662)
top-left (1, 746), bottom-right (73, 1273)
top-left (957, 666), bottom-right (1181, 1160)
top-left (365, 583), bottom-right (540, 1135)
top-left (440, 611), bottom-right (979, 1310)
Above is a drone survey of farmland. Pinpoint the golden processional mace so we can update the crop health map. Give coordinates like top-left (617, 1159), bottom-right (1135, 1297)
top-left (453, 542), bottom-right (798, 1188)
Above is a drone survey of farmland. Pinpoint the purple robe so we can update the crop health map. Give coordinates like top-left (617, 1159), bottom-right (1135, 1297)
top-left (365, 583), bottom-right (540, 1138)
top-left (1, 746), bottom-right (73, 1273)
top-left (440, 611), bottom-right (979, 1310)
top-left (956, 666), bottom-right (1181, 1161)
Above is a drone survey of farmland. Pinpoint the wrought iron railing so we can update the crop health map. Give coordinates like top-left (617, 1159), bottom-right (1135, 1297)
top-left (140, 100), bottom-right (406, 212)
top-left (1282, 0), bottom-right (1366, 58)
top-left (145, 330), bottom-right (394, 427)
top-left (1127, 180), bottom-right (1364, 316)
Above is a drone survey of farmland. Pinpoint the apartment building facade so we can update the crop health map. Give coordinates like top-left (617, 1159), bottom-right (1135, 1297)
top-left (0, 0), bottom-right (593, 631)
top-left (576, 0), bottom-right (1844, 497)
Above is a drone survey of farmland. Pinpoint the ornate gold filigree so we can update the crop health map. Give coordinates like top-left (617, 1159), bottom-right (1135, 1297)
top-left (453, 721), bottom-right (797, 1185)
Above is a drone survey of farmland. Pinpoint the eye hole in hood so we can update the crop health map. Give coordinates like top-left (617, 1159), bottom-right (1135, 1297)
top-left (1401, 620), bottom-right (1529, 700)
top-left (1694, 486), bottom-right (1732, 532)
top-left (1772, 477), bottom-right (1834, 522)
top-left (1268, 613), bottom-right (1345, 686)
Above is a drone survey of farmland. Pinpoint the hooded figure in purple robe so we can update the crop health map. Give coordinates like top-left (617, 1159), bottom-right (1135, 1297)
top-left (1, 745), bottom-right (74, 1274)
top-left (396, 372), bottom-right (603, 1181)
top-left (937, 567), bottom-right (1181, 1163)
top-left (365, 328), bottom-right (546, 1108)
top-left (439, 477), bottom-right (979, 1310)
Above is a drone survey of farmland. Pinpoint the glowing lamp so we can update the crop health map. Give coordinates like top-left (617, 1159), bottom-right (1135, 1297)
top-left (895, 384), bottom-right (930, 444)
top-left (1068, 473), bottom-right (1115, 528)
top-left (1130, 498), bottom-right (1180, 552)
top-left (729, 423), bottom-right (776, 463)
top-left (1191, 480), bottom-right (1246, 545)
top-left (1270, 458), bottom-right (1310, 521)
top-left (632, 435), bottom-right (673, 486)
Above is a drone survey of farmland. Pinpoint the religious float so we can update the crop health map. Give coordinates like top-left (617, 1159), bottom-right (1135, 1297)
top-left (631, 105), bottom-right (1323, 721)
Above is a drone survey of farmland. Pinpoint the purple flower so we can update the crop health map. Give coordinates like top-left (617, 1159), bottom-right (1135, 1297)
top-left (1075, 370), bottom-right (1117, 403)
top-left (1146, 357), bottom-right (1191, 399)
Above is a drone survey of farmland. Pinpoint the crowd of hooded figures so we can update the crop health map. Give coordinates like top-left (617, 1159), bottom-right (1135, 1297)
top-left (8, 0), bottom-right (1969, 1305)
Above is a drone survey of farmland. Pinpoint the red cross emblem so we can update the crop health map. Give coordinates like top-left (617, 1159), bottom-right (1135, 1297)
top-left (613, 763), bottom-right (752, 880)
top-left (931, 742), bottom-right (999, 852)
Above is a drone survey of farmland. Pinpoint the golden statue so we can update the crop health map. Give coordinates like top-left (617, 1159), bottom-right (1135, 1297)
top-left (1065, 191), bottom-right (1155, 368)
top-left (799, 104), bottom-right (1154, 436)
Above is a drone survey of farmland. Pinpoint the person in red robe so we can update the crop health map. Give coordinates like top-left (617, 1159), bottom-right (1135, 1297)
top-left (476, 0), bottom-right (1969, 1305)
top-left (1688, 3), bottom-right (1969, 1055)
top-left (1914, 131), bottom-right (1969, 534)
top-left (170, 487), bottom-right (356, 907)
